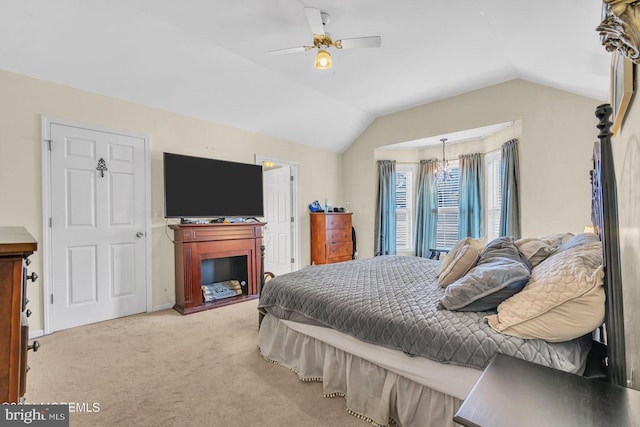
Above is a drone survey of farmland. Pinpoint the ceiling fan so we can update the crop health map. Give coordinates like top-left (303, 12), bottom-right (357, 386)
top-left (268, 7), bottom-right (382, 70)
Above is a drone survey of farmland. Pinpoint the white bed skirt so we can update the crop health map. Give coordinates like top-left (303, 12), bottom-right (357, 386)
top-left (258, 314), bottom-right (465, 427)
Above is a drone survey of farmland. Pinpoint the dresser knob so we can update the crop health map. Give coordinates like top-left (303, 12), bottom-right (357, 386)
top-left (28, 341), bottom-right (40, 352)
top-left (26, 309), bottom-right (32, 318)
top-left (26, 272), bottom-right (38, 282)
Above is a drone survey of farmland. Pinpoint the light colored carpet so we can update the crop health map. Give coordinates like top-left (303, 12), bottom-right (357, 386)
top-left (27, 300), bottom-right (367, 426)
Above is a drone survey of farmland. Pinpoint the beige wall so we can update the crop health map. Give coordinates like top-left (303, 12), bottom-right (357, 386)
top-left (343, 79), bottom-right (601, 258)
top-left (0, 70), bottom-right (342, 331)
top-left (611, 68), bottom-right (640, 389)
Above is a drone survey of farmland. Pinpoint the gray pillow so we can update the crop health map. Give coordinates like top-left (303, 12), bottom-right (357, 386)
top-left (439, 237), bottom-right (531, 312)
top-left (479, 236), bottom-right (532, 270)
top-left (554, 232), bottom-right (600, 254)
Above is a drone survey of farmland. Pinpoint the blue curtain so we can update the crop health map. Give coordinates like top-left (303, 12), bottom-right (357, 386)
top-left (414, 159), bottom-right (438, 257)
top-left (458, 153), bottom-right (484, 239)
top-left (499, 139), bottom-right (521, 238)
top-left (375, 160), bottom-right (396, 256)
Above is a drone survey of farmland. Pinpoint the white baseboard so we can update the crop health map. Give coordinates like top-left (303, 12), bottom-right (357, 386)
top-left (152, 303), bottom-right (174, 312)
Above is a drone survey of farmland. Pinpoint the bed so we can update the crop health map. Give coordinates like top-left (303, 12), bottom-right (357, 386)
top-left (257, 104), bottom-right (626, 427)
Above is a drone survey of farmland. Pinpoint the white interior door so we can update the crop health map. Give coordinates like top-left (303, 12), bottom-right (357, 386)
top-left (49, 123), bottom-right (147, 331)
top-left (263, 164), bottom-right (293, 276)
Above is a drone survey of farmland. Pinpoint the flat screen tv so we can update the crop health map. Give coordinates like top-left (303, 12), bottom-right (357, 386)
top-left (163, 152), bottom-right (264, 219)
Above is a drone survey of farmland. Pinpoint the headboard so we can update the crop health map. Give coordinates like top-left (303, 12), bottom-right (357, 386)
top-left (592, 103), bottom-right (627, 387)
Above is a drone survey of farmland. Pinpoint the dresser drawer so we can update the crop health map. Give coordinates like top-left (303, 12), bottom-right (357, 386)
top-left (326, 228), bottom-right (351, 244)
top-left (325, 214), bottom-right (351, 230)
top-left (327, 242), bottom-right (353, 261)
top-left (328, 254), bottom-right (352, 263)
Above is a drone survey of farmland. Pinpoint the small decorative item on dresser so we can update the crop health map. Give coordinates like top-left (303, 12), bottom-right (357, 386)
top-left (308, 200), bottom-right (323, 212)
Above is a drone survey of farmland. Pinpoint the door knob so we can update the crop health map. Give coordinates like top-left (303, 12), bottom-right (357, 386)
top-left (136, 232), bottom-right (144, 238)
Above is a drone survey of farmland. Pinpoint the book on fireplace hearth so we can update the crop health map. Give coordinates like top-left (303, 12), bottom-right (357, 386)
top-left (219, 280), bottom-right (242, 291)
top-left (201, 282), bottom-right (237, 301)
top-left (202, 281), bottom-right (242, 294)
top-left (202, 287), bottom-right (241, 297)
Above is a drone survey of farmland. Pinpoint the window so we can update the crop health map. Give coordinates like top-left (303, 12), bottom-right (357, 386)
top-left (436, 160), bottom-right (460, 248)
top-left (485, 150), bottom-right (502, 241)
top-left (395, 165), bottom-right (414, 252)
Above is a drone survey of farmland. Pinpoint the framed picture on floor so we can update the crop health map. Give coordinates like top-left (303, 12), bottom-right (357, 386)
top-left (610, 50), bottom-right (635, 136)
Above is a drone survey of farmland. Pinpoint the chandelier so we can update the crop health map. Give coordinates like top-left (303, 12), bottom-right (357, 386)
top-left (436, 138), bottom-right (450, 182)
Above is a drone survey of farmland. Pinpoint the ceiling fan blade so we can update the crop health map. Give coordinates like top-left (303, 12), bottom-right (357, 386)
top-left (304, 7), bottom-right (325, 36)
top-left (336, 36), bottom-right (382, 49)
top-left (268, 46), bottom-right (311, 56)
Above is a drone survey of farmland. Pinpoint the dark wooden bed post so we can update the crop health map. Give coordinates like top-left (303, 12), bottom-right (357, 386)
top-left (593, 103), bottom-right (627, 387)
top-left (258, 244), bottom-right (265, 328)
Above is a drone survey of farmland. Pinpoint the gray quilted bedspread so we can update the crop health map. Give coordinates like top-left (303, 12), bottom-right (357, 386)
top-left (258, 255), bottom-right (590, 373)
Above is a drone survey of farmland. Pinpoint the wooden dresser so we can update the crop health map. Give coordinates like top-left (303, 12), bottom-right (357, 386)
top-left (310, 212), bottom-right (353, 264)
top-left (0, 227), bottom-right (38, 403)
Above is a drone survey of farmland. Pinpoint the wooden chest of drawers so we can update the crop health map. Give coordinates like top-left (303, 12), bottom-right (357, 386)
top-left (310, 213), bottom-right (353, 264)
top-left (0, 227), bottom-right (38, 403)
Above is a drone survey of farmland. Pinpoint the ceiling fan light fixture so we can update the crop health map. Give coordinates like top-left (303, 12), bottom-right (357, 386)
top-left (314, 49), bottom-right (332, 70)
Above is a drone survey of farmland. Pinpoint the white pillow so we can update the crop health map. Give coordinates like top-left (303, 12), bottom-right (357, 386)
top-left (437, 244), bottom-right (480, 287)
top-left (515, 238), bottom-right (553, 267)
top-left (438, 237), bottom-right (483, 275)
top-left (485, 241), bottom-right (604, 342)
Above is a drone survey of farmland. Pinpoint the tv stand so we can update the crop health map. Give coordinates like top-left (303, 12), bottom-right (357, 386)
top-left (169, 222), bottom-right (265, 314)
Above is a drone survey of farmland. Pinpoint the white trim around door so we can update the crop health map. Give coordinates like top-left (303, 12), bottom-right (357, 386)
top-left (255, 155), bottom-right (300, 274)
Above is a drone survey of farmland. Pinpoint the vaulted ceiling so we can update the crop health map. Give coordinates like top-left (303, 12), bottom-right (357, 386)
top-left (0, 0), bottom-right (609, 152)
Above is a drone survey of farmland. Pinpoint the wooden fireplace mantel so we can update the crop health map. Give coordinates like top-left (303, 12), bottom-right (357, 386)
top-left (169, 222), bottom-right (265, 314)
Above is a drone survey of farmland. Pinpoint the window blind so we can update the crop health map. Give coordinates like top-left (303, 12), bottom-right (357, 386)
top-left (485, 150), bottom-right (502, 241)
top-left (395, 166), bottom-right (414, 251)
top-left (436, 160), bottom-right (459, 248)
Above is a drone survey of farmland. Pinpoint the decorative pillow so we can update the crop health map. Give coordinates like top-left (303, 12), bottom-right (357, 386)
top-left (515, 232), bottom-right (577, 267)
top-left (439, 237), bottom-right (531, 311)
top-left (485, 241), bottom-right (604, 342)
top-left (515, 238), bottom-right (554, 267)
top-left (537, 232), bottom-right (574, 249)
top-left (554, 232), bottom-right (600, 254)
top-left (437, 237), bottom-right (483, 276)
top-left (438, 244), bottom-right (480, 287)
top-left (479, 236), bottom-right (531, 268)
